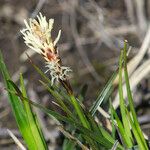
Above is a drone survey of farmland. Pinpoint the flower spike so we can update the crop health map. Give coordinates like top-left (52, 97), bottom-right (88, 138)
top-left (21, 12), bottom-right (71, 84)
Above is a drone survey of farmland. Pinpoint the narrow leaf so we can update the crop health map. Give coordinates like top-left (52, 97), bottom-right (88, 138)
top-left (20, 74), bottom-right (48, 149)
top-left (118, 50), bottom-right (133, 147)
top-left (123, 41), bottom-right (148, 150)
top-left (90, 71), bottom-right (117, 116)
top-left (0, 51), bottom-right (42, 149)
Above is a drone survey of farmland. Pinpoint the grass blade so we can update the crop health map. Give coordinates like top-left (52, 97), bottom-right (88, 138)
top-left (110, 102), bottom-right (130, 147)
top-left (70, 95), bottom-right (90, 129)
top-left (90, 71), bottom-right (117, 116)
top-left (20, 74), bottom-right (48, 149)
top-left (8, 80), bottom-right (123, 149)
top-left (118, 50), bottom-right (133, 148)
top-left (123, 41), bottom-right (148, 150)
top-left (126, 108), bottom-right (146, 150)
top-left (0, 51), bottom-right (46, 150)
top-left (39, 80), bottom-right (73, 117)
top-left (63, 139), bottom-right (76, 150)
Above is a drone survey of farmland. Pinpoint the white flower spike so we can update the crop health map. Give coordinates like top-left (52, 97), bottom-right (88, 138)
top-left (21, 12), bottom-right (71, 84)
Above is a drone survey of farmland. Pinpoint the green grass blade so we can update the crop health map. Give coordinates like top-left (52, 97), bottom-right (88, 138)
top-left (62, 84), bottom-right (88, 150)
top-left (110, 102), bottom-right (130, 148)
top-left (70, 95), bottom-right (90, 129)
top-left (8, 81), bottom-right (121, 149)
top-left (86, 111), bottom-right (123, 150)
top-left (86, 112), bottom-right (123, 149)
top-left (0, 51), bottom-right (45, 149)
top-left (22, 95), bottom-right (119, 149)
top-left (126, 108), bottom-right (146, 150)
top-left (39, 80), bottom-right (73, 117)
top-left (81, 131), bottom-right (119, 149)
top-left (90, 71), bottom-right (117, 116)
top-left (82, 134), bottom-right (99, 150)
top-left (62, 126), bottom-right (77, 150)
top-left (7, 81), bottom-right (79, 131)
top-left (20, 74), bottom-right (48, 149)
top-left (63, 138), bottom-right (76, 150)
top-left (123, 41), bottom-right (148, 150)
top-left (99, 127), bottom-right (116, 145)
top-left (129, 142), bottom-right (150, 150)
top-left (86, 112), bottom-right (104, 149)
top-left (118, 50), bottom-right (133, 147)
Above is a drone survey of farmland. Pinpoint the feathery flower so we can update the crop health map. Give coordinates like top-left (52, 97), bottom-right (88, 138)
top-left (21, 13), bottom-right (71, 85)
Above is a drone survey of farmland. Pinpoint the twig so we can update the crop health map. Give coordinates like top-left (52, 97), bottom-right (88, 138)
top-left (0, 128), bottom-right (20, 138)
top-left (111, 140), bottom-right (119, 150)
top-left (7, 129), bottom-right (26, 150)
top-left (97, 107), bottom-right (110, 119)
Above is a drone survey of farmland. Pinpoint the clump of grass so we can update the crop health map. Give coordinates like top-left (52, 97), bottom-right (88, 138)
top-left (0, 13), bottom-right (149, 150)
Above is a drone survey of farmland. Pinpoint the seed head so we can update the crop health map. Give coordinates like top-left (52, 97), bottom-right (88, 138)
top-left (21, 13), bottom-right (71, 84)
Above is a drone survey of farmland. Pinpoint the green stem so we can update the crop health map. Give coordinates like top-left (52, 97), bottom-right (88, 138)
top-left (60, 80), bottom-right (90, 129)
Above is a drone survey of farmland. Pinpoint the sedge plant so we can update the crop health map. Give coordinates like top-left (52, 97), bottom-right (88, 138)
top-left (0, 13), bottom-right (149, 150)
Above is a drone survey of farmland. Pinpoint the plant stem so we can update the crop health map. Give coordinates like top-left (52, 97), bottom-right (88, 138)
top-left (60, 80), bottom-right (90, 129)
